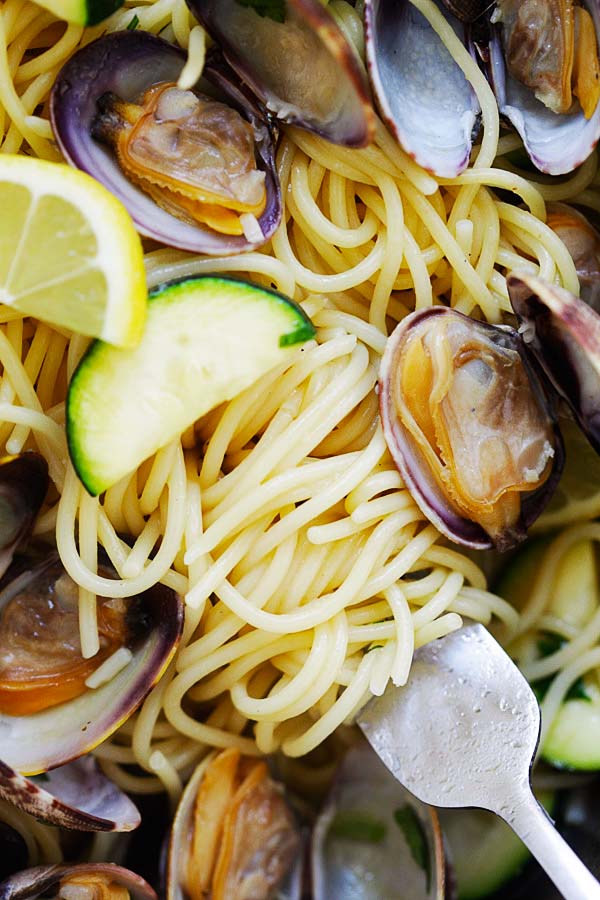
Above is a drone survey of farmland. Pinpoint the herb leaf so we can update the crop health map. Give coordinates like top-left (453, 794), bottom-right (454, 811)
top-left (537, 632), bottom-right (565, 658)
top-left (532, 633), bottom-right (591, 702)
top-left (126, 14), bottom-right (140, 30)
top-left (394, 805), bottom-right (431, 890)
top-left (330, 811), bottom-right (387, 844)
top-left (236, 0), bottom-right (286, 23)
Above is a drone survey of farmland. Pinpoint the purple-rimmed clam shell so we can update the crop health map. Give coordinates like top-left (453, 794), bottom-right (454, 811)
top-left (364, 0), bottom-right (481, 178)
top-left (0, 455), bottom-right (48, 580)
top-left (0, 823), bottom-right (27, 882)
top-left (488, 0), bottom-right (600, 175)
top-left (0, 551), bottom-right (184, 775)
top-left (379, 307), bottom-right (564, 551)
top-left (547, 203), bottom-right (600, 312)
top-left (50, 31), bottom-right (281, 255)
top-left (440, 0), bottom-right (487, 22)
top-left (508, 273), bottom-right (600, 456)
top-left (0, 756), bottom-right (140, 832)
top-left (187, 0), bottom-right (375, 147)
top-left (166, 753), bottom-right (301, 900)
top-left (0, 864), bottom-right (156, 900)
top-left (311, 743), bottom-right (446, 900)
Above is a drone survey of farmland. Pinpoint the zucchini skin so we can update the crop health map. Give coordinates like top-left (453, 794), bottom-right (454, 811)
top-left (85, 0), bottom-right (125, 25)
top-left (66, 275), bottom-right (316, 496)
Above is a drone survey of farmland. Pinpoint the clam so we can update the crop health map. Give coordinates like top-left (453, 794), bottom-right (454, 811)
top-left (0, 756), bottom-right (140, 832)
top-left (546, 203), bottom-right (600, 311)
top-left (489, 0), bottom-right (600, 173)
top-left (50, 32), bottom-right (281, 254)
top-left (379, 307), bottom-right (564, 551)
top-left (311, 742), bottom-right (446, 899)
top-left (364, 0), bottom-right (481, 177)
top-left (0, 822), bottom-right (27, 882)
top-left (0, 549), bottom-right (184, 775)
top-left (0, 455), bottom-right (48, 580)
top-left (185, 0), bottom-right (375, 147)
top-left (166, 748), bottom-right (301, 900)
top-left (507, 272), bottom-right (600, 455)
top-left (0, 864), bottom-right (157, 900)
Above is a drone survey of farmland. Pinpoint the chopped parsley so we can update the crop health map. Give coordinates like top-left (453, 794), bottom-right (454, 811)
top-left (394, 805), bottom-right (431, 890)
top-left (236, 0), bottom-right (286, 23)
top-left (531, 632), bottom-right (591, 703)
top-left (330, 811), bottom-right (387, 843)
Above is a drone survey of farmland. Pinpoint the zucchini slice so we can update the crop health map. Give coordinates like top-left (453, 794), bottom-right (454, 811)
top-left (494, 537), bottom-right (600, 769)
top-left (33, 0), bottom-right (124, 25)
top-left (544, 683), bottom-right (600, 770)
top-left (439, 793), bottom-right (555, 899)
top-left (67, 276), bottom-right (315, 495)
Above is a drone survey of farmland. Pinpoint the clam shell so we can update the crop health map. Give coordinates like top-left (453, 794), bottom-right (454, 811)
top-left (166, 753), bottom-right (301, 899)
top-left (187, 0), bottom-right (375, 147)
top-left (0, 864), bottom-right (156, 900)
top-left (312, 743), bottom-right (446, 899)
top-left (0, 455), bottom-right (48, 580)
top-left (365, 0), bottom-right (481, 178)
top-left (0, 823), bottom-right (27, 883)
top-left (488, 0), bottom-right (600, 174)
top-left (547, 202), bottom-right (600, 311)
top-left (440, 0), bottom-right (486, 23)
top-left (0, 756), bottom-right (140, 832)
top-left (508, 273), bottom-right (600, 456)
top-left (0, 552), bottom-right (184, 775)
top-left (50, 31), bottom-right (281, 254)
top-left (379, 307), bottom-right (564, 550)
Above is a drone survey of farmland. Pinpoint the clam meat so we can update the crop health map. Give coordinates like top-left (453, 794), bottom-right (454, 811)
top-left (51, 32), bottom-right (281, 255)
top-left (493, 0), bottom-right (600, 118)
top-left (0, 550), bottom-right (183, 775)
top-left (379, 307), bottom-right (563, 550)
top-left (546, 203), bottom-right (600, 310)
top-left (92, 83), bottom-right (267, 237)
top-left (167, 748), bottom-right (301, 900)
top-left (0, 864), bottom-right (157, 900)
top-left (489, 0), bottom-right (600, 173)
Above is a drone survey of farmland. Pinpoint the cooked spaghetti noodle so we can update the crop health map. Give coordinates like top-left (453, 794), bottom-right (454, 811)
top-left (1, 0), bottom-right (600, 803)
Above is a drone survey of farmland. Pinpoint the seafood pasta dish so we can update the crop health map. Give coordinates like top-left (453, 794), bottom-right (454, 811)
top-left (2, 0), bottom-right (600, 897)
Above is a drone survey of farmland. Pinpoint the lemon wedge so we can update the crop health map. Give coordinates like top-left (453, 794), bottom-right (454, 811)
top-left (0, 155), bottom-right (146, 347)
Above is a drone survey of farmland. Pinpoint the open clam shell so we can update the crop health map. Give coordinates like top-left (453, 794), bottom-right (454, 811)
top-left (312, 743), bottom-right (446, 899)
top-left (547, 203), bottom-right (600, 311)
top-left (508, 273), bottom-right (600, 456)
top-left (166, 749), bottom-right (301, 899)
top-left (50, 31), bottom-right (281, 254)
top-left (0, 864), bottom-right (156, 900)
top-left (488, 0), bottom-right (600, 174)
top-left (187, 0), bottom-right (375, 147)
top-left (0, 551), bottom-right (184, 775)
top-left (379, 307), bottom-right (564, 551)
top-left (0, 823), bottom-right (28, 882)
top-left (364, 0), bottom-right (481, 177)
top-left (0, 756), bottom-right (140, 832)
top-left (0, 455), bottom-right (48, 580)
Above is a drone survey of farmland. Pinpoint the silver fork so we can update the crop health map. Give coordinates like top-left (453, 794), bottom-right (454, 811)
top-left (357, 622), bottom-right (600, 900)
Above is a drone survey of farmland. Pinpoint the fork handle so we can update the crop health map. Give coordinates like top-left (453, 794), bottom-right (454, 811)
top-left (506, 789), bottom-right (600, 900)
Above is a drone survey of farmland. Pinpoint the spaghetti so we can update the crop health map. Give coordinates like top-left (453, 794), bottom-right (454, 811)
top-left (0, 0), bottom-right (599, 804)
